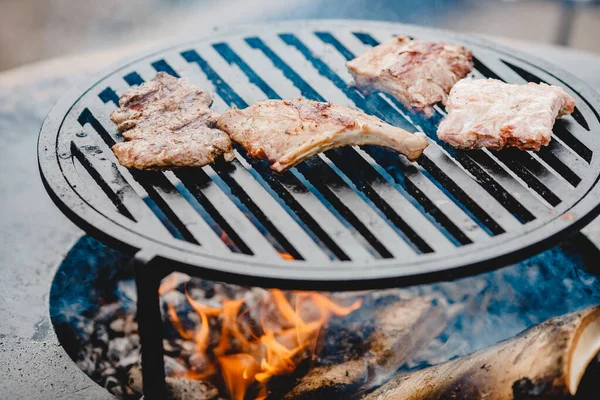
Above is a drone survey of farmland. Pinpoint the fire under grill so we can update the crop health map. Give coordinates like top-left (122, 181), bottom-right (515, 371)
top-left (38, 20), bottom-right (600, 400)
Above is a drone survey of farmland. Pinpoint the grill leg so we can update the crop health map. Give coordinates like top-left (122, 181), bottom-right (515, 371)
top-left (135, 256), bottom-right (168, 400)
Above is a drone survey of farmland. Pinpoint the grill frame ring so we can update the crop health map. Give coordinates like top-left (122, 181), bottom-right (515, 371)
top-left (38, 20), bottom-right (600, 290)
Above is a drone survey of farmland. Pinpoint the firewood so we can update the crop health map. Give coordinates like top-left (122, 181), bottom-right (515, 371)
top-left (363, 306), bottom-right (600, 400)
top-left (284, 296), bottom-right (446, 399)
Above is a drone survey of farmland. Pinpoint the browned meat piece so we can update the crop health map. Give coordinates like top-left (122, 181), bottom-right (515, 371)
top-left (112, 130), bottom-right (234, 169)
top-left (347, 37), bottom-right (473, 117)
top-left (216, 99), bottom-right (428, 172)
top-left (437, 78), bottom-right (575, 151)
top-left (110, 72), bottom-right (234, 169)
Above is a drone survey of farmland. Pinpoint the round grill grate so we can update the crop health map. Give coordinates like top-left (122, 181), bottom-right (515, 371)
top-left (39, 20), bottom-right (600, 289)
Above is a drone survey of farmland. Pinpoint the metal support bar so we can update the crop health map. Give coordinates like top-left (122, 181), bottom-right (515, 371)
top-left (135, 255), bottom-right (169, 400)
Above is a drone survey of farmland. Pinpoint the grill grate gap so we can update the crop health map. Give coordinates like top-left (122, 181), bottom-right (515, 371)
top-left (174, 168), bottom-right (254, 255)
top-left (151, 60), bottom-right (180, 78)
top-left (98, 87), bottom-right (119, 106)
top-left (209, 159), bottom-right (305, 260)
top-left (132, 171), bottom-right (199, 243)
top-left (70, 142), bottom-right (135, 221)
top-left (123, 72), bottom-right (144, 86)
top-left (233, 153), bottom-right (347, 261)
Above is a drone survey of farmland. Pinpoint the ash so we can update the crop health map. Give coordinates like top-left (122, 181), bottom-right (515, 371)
top-left (50, 236), bottom-right (600, 399)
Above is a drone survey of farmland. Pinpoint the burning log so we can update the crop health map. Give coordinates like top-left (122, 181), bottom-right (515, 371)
top-left (363, 306), bottom-right (600, 400)
top-left (284, 296), bottom-right (446, 399)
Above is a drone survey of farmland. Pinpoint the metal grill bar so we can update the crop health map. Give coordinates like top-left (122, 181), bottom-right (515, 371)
top-left (38, 20), bottom-right (600, 291)
top-left (240, 36), bottom-right (465, 252)
top-left (115, 64), bottom-right (329, 260)
top-left (271, 31), bottom-right (540, 230)
top-left (182, 48), bottom-right (421, 258)
top-left (211, 41), bottom-right (456, 251)
top-left (281, 32), bottom-right (502, 242)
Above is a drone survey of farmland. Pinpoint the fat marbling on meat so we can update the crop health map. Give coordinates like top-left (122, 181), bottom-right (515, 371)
top-left (347, 36), bottom-right (473, 117)
top-left (437, 78), bottom-right (575, 151)
top-left (110, 72), bottom-right (234, 169)
top-left (217, 99), bottom-right (429, 172)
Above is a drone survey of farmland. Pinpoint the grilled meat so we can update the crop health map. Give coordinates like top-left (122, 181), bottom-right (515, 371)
top-left (111, 130), bottom-right (234, 169)
top-left (437, 78), bottom-right (575, 151)
top-left (347, 36), bottom-right (473, 117)
top-left (110, 72), bottom-right (234, 169)
top-left (216, 99), bottom-right (429, 172)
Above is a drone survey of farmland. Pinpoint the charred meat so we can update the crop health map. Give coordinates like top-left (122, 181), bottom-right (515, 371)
top-left (347, 37), bottom-right (473, 117)
top-left (437, 78), bottom-right (575, 151)
top-left (110, 72), bottom-right (234, 169)
top-left (216, 99), bottom-right (428, 172)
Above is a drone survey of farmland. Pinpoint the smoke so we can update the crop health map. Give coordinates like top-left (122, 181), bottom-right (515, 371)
top-left (49, 235), bottom-right (134, 337)
top-left (401, 239), bottom-right (600, 370)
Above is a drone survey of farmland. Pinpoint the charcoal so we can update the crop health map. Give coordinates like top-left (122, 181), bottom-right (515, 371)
top-left (92, 324), bottom-right (110, 348)
top-left (165, 377), bottom-right (219, 400)
top-left (96, 303), bottom-right (123, 324)
top-left (162, 291), bottom-right (187, 310)
top-left (129, 365), bottom-right (219, 400)
top-left (116, 279), bottom-right (138, 305)
top-left (164, 356), bottom-right (188, 376)
top-left (124, 315), bottom-right (138, 335)
top-left (108, 336), bottom-right (139, 362)
top-left (189, 352), bottom-right (210, 374)
top-left (117, 348), bottom-right (140, 369)
top-left (110, 318), bottom-right (126, 335)
top-left (163, 339), bottom-right (180, 357)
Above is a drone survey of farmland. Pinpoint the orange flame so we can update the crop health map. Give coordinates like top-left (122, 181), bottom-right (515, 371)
top-left (220, 231), bottom-right (236, 248)
top-left (218, 354), bottom-right (260, 400)
top-left (278, 251), bottom-right (295, 261)
top-left (160, 276), bottom-right (362, 400)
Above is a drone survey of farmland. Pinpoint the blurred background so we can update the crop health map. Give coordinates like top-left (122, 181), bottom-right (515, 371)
top-left (0, 0), bottom-right (598, 72)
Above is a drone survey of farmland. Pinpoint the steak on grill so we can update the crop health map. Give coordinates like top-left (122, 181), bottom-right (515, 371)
top-left (346, 37), bottom-right (473, 117)
top-left (437, 78), bottom-right (575, 151)
top-left (216, 99), bottom-right (429, 172)
top-left (110, 72), bottom-right (234, 169)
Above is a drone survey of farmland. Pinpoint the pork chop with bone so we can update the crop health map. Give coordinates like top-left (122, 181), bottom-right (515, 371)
top-left (437, 78), bottom-right (575, 151)
top-left (110, 72), bottom-right (234, 169)
top-left (217, 99), bottom-right (429, 172)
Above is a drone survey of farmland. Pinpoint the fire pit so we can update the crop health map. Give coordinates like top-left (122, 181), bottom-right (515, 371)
top-left (52, 234), bottom-right (600, 399)
top-left (38, 20), bottom-right (600, 399)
